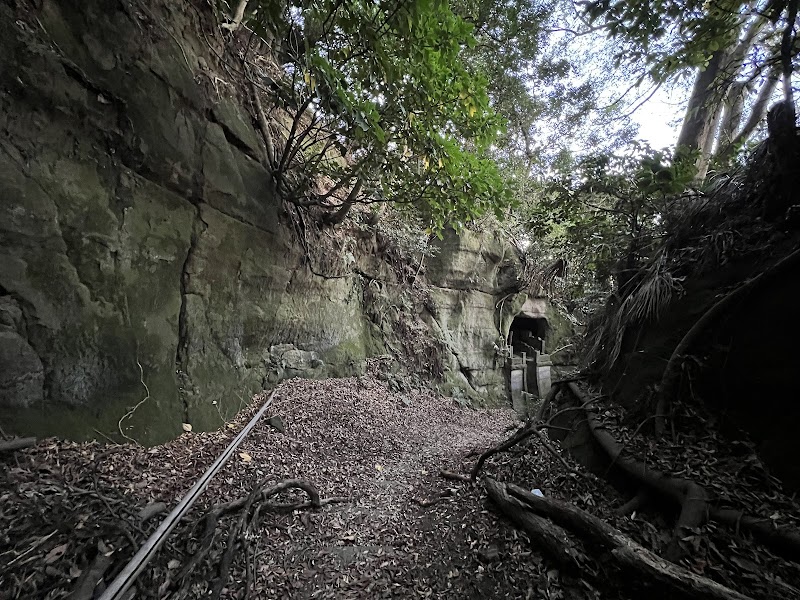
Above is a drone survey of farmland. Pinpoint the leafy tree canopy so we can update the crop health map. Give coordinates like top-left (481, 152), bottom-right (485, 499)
top-left (583, 0), bottom-right (799, 179)
top-left (584, 0), bottom-right (753, 80)
top-left (455, 0), bottom-right (636, 172)
top-left (521, 144), bottom-right (695, 296)
top-left (244, 0), bottom-right (513, 232)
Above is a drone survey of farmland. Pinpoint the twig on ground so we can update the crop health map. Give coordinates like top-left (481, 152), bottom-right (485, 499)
top-left (440, 470), bottom-right (472, 483)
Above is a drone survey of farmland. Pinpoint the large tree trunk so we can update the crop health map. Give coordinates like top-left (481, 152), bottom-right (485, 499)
top-left (719, 81), bottom-right (747, 147)
top-left (780, 0), bottom-right (799, 105)
top-left (675, 49), bottom-right (728, 161)
top-left (695, 94), bottom-right (726, 178)
top-left (714, 68), bottom-right (780, 162)
top-left (676, 12), bottom-right (766, 179)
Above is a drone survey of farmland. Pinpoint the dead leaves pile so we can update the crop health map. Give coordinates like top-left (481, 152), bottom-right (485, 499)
top-left (0, 443), bottom-right (161, 600)
top-left (5, 375), bottom-right (796, 599)
top-left (1, 376), bottom-right (530, 599)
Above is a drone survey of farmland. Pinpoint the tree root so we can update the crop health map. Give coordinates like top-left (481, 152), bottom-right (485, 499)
top-left (710, 508), bottom-right (800, 562)
top-left (486, 478), bottom-right (753, 600)
top-left (564, 382), bottom-right (800, 564)
top-left (615, 489), bottom-right (650, 516)
top-left (174, 479), bottom-right (349, 600)
top-left (250, 78), bottom-right (277, 171)
top-left (533, 383), bottom-right (561, 422)
top-left (577, 388), bottom-right (708, 562)
top-left (470, 423), bottom-right (537, 481)
top-left (654, 247), bottom-right (800, 436)
top-left (469, 383), bottom-right (592, 481)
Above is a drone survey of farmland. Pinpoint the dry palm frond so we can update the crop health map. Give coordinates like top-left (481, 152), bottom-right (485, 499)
top-left (583, 254), bottom-right (683, 372)
top-left (617, 256), bottom-right (683, 325)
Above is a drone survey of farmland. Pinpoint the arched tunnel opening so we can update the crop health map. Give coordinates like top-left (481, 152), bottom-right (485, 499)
top-left (507, 314), bottom-right (552, 410)
top-left (508, 315), bottom-right (548, 355)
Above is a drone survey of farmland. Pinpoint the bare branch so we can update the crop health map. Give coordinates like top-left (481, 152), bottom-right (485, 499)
top-left (221, 0), bottom-right (249, 32)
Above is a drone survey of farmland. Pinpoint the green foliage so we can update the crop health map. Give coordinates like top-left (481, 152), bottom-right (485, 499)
top-left (249, 0), bottom-right (512, 231)
top-left (522, 144), bottom-right (695, 296)
top-left (455, 0), bottom-right (636, 173)
top-left (583, 0), bottom-right (743, 81)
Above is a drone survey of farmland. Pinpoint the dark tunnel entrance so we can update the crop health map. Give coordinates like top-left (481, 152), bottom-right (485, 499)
top-left (508, 315), bottom-right (548, 355)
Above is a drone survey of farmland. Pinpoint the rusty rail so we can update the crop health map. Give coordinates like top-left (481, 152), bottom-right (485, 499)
top-left (99, 391), bottom-right (277, 600)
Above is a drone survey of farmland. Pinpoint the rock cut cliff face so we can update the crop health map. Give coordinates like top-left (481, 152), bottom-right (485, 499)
top-left (0, 0), bottom-right (524, 443)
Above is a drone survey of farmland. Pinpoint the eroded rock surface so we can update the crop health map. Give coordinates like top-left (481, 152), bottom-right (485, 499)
top-left (0, 0), bottom-right (529, 442)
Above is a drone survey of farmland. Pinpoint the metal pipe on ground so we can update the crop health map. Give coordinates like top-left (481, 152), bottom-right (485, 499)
top-left (98, 391), bottom-right (277, 600)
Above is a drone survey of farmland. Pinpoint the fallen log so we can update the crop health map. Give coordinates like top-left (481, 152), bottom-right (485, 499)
top-left (484, 477), bottom-right (581, 570)
top-left (495, 479), bottom-right (754, 600)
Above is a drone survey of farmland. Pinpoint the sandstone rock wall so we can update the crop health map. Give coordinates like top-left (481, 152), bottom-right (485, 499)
top-left (0, 0), bottom-right (523, 443)
top-left (424, 229), bottom-right (525, 402)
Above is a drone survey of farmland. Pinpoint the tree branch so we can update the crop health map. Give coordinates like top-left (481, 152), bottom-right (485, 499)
top-left (221, 0), bottom-right (249, 32)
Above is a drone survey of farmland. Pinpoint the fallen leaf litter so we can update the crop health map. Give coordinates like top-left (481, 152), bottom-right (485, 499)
top-left (2, 373), bottom-right (799, 599)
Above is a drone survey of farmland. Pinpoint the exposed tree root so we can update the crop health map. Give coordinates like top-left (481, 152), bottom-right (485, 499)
top-left (174, 479), bottom-right (349, 599)
top-left (0, 436), bottom-right (36, 452)
top-left (250, 78), bottom-right (277, 170)
top-left (533, 383), bottom-right (560, 422)
top-left (484, 478), bottom-right (582, 570)
top-left (564, 382), bottom-right (800, 564)
top-left (616, 489), bottom-right (650, 516)
top-left (486, 478), bottom-right (754, 600)
top-left (470, 423), bottom-right (580, 481)
top-left (654, 246), bottom-right (800, 436)
top-left (577, 390), bottom-right (708, 562)
top-left (470, 422), bottom-right (538, 481)
top-left (710, 508), bottom-right (800, 562)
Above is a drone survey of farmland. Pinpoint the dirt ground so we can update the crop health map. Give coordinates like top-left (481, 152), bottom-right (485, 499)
top-left (1, 374), bottom-right (571, 599)
top-left (4, 373), bottom-right (800, 600)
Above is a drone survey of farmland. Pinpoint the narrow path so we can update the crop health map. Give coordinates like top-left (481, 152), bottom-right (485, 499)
top-left (204, 376), bottom-right (518, 598)
top-left (4, 375), bottom-right (552, 599)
